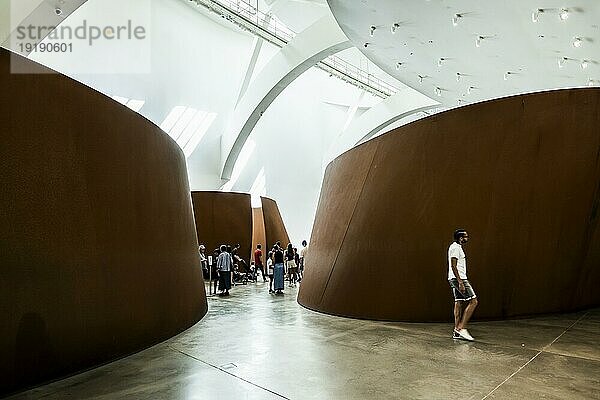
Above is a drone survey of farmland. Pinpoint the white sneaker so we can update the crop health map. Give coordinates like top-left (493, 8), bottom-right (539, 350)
top-left (457, 328), bottom-right (474, 341)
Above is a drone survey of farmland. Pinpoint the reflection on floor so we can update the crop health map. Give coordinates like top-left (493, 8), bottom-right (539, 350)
top-left (8, 280), bottom-right (600, 399)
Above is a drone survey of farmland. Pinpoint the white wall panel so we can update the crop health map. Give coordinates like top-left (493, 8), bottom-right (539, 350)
top-left (27, 0), bottom-right (385, 245)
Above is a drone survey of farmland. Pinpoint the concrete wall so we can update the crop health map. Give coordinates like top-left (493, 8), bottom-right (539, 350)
top-left (27, 0), bottom-right (386, 245)
top-left (0, 49), bottom-right (207, 395)
top-left (298, 88), bottom-right (600, 322)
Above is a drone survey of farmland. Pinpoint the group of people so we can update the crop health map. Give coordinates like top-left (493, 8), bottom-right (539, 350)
top-left (199, 229), bottom-right (478, 341)
top-left (254, 240), bottom-right (308, 294)
top-left (198, 240), bottom-right (309, 297)
top-left (198, 243), bottom-right (250, 296)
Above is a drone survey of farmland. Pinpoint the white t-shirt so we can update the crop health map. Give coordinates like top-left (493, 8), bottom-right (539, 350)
top-left (447, 242), bottom-right (467, 280)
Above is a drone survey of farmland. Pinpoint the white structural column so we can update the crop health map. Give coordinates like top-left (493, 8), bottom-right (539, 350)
top-left (235, 36), bottom-right (264, 107)
top-left (325, 89), bottom-right (440, 162)
top-left (220, 13), bottom-right (351, 181)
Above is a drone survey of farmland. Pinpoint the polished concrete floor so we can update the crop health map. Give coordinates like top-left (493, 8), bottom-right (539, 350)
top-left (8, 280), bottom-right (600, 399)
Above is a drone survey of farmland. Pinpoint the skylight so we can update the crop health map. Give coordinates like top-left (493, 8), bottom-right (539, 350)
top-left (221, 139), bottom-right (256, 192)
top-left (111, 95), bottom-right (145, 112)
top-left (159, 106), bottom-right (217, 158)
top-left (250, 167), bottom-right (266, 207)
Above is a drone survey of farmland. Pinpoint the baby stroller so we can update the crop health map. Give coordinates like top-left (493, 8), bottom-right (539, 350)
top-left (232, 264), bottom-right (250, 285)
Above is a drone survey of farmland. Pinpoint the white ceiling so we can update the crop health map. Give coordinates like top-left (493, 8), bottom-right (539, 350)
top-left (327, 0), bottom-right (600, 107)
top-left (0, 0), bottom-right (45, 43)
top-left (264, 0), bottom-right (329, 32)
top-left (1, 0), bottom-right (89, 53)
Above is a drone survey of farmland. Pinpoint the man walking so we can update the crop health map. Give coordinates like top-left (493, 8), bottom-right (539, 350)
top-left (448, 229), bottom-right (478, 341)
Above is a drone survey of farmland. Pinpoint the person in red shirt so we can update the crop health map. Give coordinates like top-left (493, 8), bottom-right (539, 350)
top-left (254, 244), bottom-right (267, 282)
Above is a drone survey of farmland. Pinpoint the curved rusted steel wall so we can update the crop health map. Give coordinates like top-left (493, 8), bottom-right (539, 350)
top-left (0, 49), bottom-right (207, 395)
top-left (298, 88), bottom-right (600, 322)
top-left (191, 191), bottom-right (253, 266)
top-left (252, 207), bottom-right (267, 262)
top-left (262, 197), bottom-right (291, 250)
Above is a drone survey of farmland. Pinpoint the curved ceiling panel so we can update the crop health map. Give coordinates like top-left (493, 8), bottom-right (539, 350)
top-left (327, 1), bottom-right (600, 108)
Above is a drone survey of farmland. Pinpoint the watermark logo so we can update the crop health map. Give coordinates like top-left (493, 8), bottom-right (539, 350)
top-left (6, 0), bottom-right (152, 74)
top-left (16, 19), bottom-right (147, 47)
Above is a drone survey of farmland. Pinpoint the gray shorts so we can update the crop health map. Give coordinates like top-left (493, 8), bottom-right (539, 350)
top-left (449, 279), bottom-right (477, 301)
